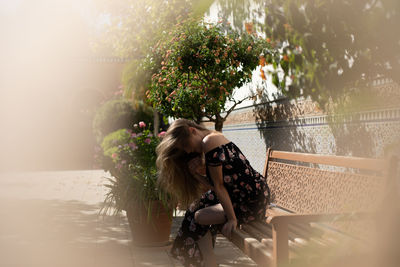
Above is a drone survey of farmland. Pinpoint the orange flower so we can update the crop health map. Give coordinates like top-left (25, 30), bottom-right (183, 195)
top-left (266, 37), bottom-right (271, 43)
top-left (259, 55), bottom-right (266, 67)
top-left (245, 22), bottom-right (253, 34)
top-left (283, 23), bottom-right (292, 31)
top-left (260, 69), bottom-right (266, 80)
top-left (283, 55), bottom-right (289, 62)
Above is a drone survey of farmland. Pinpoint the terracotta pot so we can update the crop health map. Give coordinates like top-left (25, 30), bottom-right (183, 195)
top-left (126, 200), bottom-right (172, 247)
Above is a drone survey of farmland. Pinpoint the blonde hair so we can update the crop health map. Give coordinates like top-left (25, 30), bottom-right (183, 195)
top-left (156, 119), bottom-right (211, 208)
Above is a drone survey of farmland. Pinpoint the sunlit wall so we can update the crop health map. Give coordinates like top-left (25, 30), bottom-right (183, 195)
top-left (0, 0), bottom-right (123, 171)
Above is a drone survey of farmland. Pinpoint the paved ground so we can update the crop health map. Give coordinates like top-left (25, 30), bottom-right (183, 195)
top-left (0, 169), bottom-right (256, 267)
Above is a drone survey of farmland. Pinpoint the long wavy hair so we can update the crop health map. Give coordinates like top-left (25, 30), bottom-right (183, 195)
top-left (156, 119), bottom-right (212, 208)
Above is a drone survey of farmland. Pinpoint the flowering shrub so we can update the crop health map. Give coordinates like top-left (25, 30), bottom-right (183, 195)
top-left (98, 121), bottom-right (169, 215)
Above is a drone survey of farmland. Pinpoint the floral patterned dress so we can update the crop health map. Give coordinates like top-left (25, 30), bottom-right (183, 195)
top-left (170, 141), bottom-right (270, 267)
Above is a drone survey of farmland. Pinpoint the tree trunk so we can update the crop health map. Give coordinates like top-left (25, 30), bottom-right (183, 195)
top-left (153, 110), bottom-right (159, 136)
top-left (195, 115), bottom-right (202, 125)
top-left (214, 116), bottom-right (224, 132)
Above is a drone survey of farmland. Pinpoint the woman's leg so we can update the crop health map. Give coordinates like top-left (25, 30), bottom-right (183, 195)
top-left (194, 203), bottom-right (226, 225)
top-left (195, 204), bottom-right (226, 267)
top-left (197, 230), bottom-right (217, 267)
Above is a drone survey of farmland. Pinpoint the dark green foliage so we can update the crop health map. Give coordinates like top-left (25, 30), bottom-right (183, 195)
top-left (92, 98), bottom-right (153, 144)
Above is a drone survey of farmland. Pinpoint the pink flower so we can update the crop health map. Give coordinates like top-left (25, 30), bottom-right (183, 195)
top-left (131, 133), bottom-right (137, 138)
top-left (128, 143), bottom-right (137, 150)
top-left (188, 248), bottom-right (195, 257)
top-left (189, 222), bottom-right (196, 232)
top-left (111, 153), bottom-right (117, 159)
top-left (224, 175), bottom-right (231, 183)
top-left (144, 138), bottom-right (151, 144)
top-left (158, 131), bottom-right (166, 138)
top-left (139, 121), bottom-right (146, 128)
top-left (185, 237), bottom-right (195, 245)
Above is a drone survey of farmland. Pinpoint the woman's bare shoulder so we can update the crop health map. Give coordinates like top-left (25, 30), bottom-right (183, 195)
top-left (202, 132), bottom-right (230, 154)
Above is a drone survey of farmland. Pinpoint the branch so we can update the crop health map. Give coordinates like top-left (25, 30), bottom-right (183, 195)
top-left (223, 94), bottom-right (254, 120)
top-left (204, 114), bottom-right (215, 122)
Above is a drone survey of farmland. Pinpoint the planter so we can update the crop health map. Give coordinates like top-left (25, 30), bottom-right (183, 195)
top-left (126, 200), bottom-right (173, 247)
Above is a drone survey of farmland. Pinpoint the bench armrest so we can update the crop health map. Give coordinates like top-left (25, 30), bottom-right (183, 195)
top-left (266, 211), bottom-right (374, 225)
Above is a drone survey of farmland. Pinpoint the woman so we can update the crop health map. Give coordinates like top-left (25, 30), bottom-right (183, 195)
top-left (156, 119), bottom-right (270, 267)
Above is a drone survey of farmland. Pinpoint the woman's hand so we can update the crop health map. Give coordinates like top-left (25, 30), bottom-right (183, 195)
top-left (188, 156), bottom-right (206, 176)
top-left (221, 219), bottom-right (237, 239)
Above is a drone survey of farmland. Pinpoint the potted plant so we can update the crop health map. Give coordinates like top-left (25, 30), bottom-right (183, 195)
top-left (98, 121), bottom-right (173, 246)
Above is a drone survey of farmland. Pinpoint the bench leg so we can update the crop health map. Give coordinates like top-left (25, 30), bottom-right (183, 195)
top-left (272, 222), bottom-right (289, 267)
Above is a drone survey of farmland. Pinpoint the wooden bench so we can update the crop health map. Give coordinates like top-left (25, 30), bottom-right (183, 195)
top-left (225, 149), bottom-right (397, 267)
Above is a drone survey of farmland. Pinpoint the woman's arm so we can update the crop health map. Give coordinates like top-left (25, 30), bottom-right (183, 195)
top-left (208, 165), bottom-right (237, 238)
top-left (202, 133), bottom-right (237, 238)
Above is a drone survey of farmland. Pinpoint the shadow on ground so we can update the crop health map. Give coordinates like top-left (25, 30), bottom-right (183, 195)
top-left (0, 198), bottom-right (133, 267)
